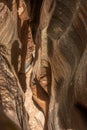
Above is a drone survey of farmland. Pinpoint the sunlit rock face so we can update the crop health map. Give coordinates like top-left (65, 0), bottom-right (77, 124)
top-left (1, 0), bottom-right (87, 130)
top-left (0, 1), bottom-right (29, 130)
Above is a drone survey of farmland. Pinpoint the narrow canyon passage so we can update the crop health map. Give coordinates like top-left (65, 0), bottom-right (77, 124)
top-left (0, 0), bottom-right (87, 130)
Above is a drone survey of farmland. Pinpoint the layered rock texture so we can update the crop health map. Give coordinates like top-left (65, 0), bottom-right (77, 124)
top-left (0, 0), bottom-right (87, 130)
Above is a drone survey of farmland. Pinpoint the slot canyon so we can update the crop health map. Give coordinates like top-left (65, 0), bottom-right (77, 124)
top-left (0, 0), bottom-right (87, 130)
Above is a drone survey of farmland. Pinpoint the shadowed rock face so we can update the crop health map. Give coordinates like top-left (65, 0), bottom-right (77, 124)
top-left (31, 0), bottom-right (87, 130)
